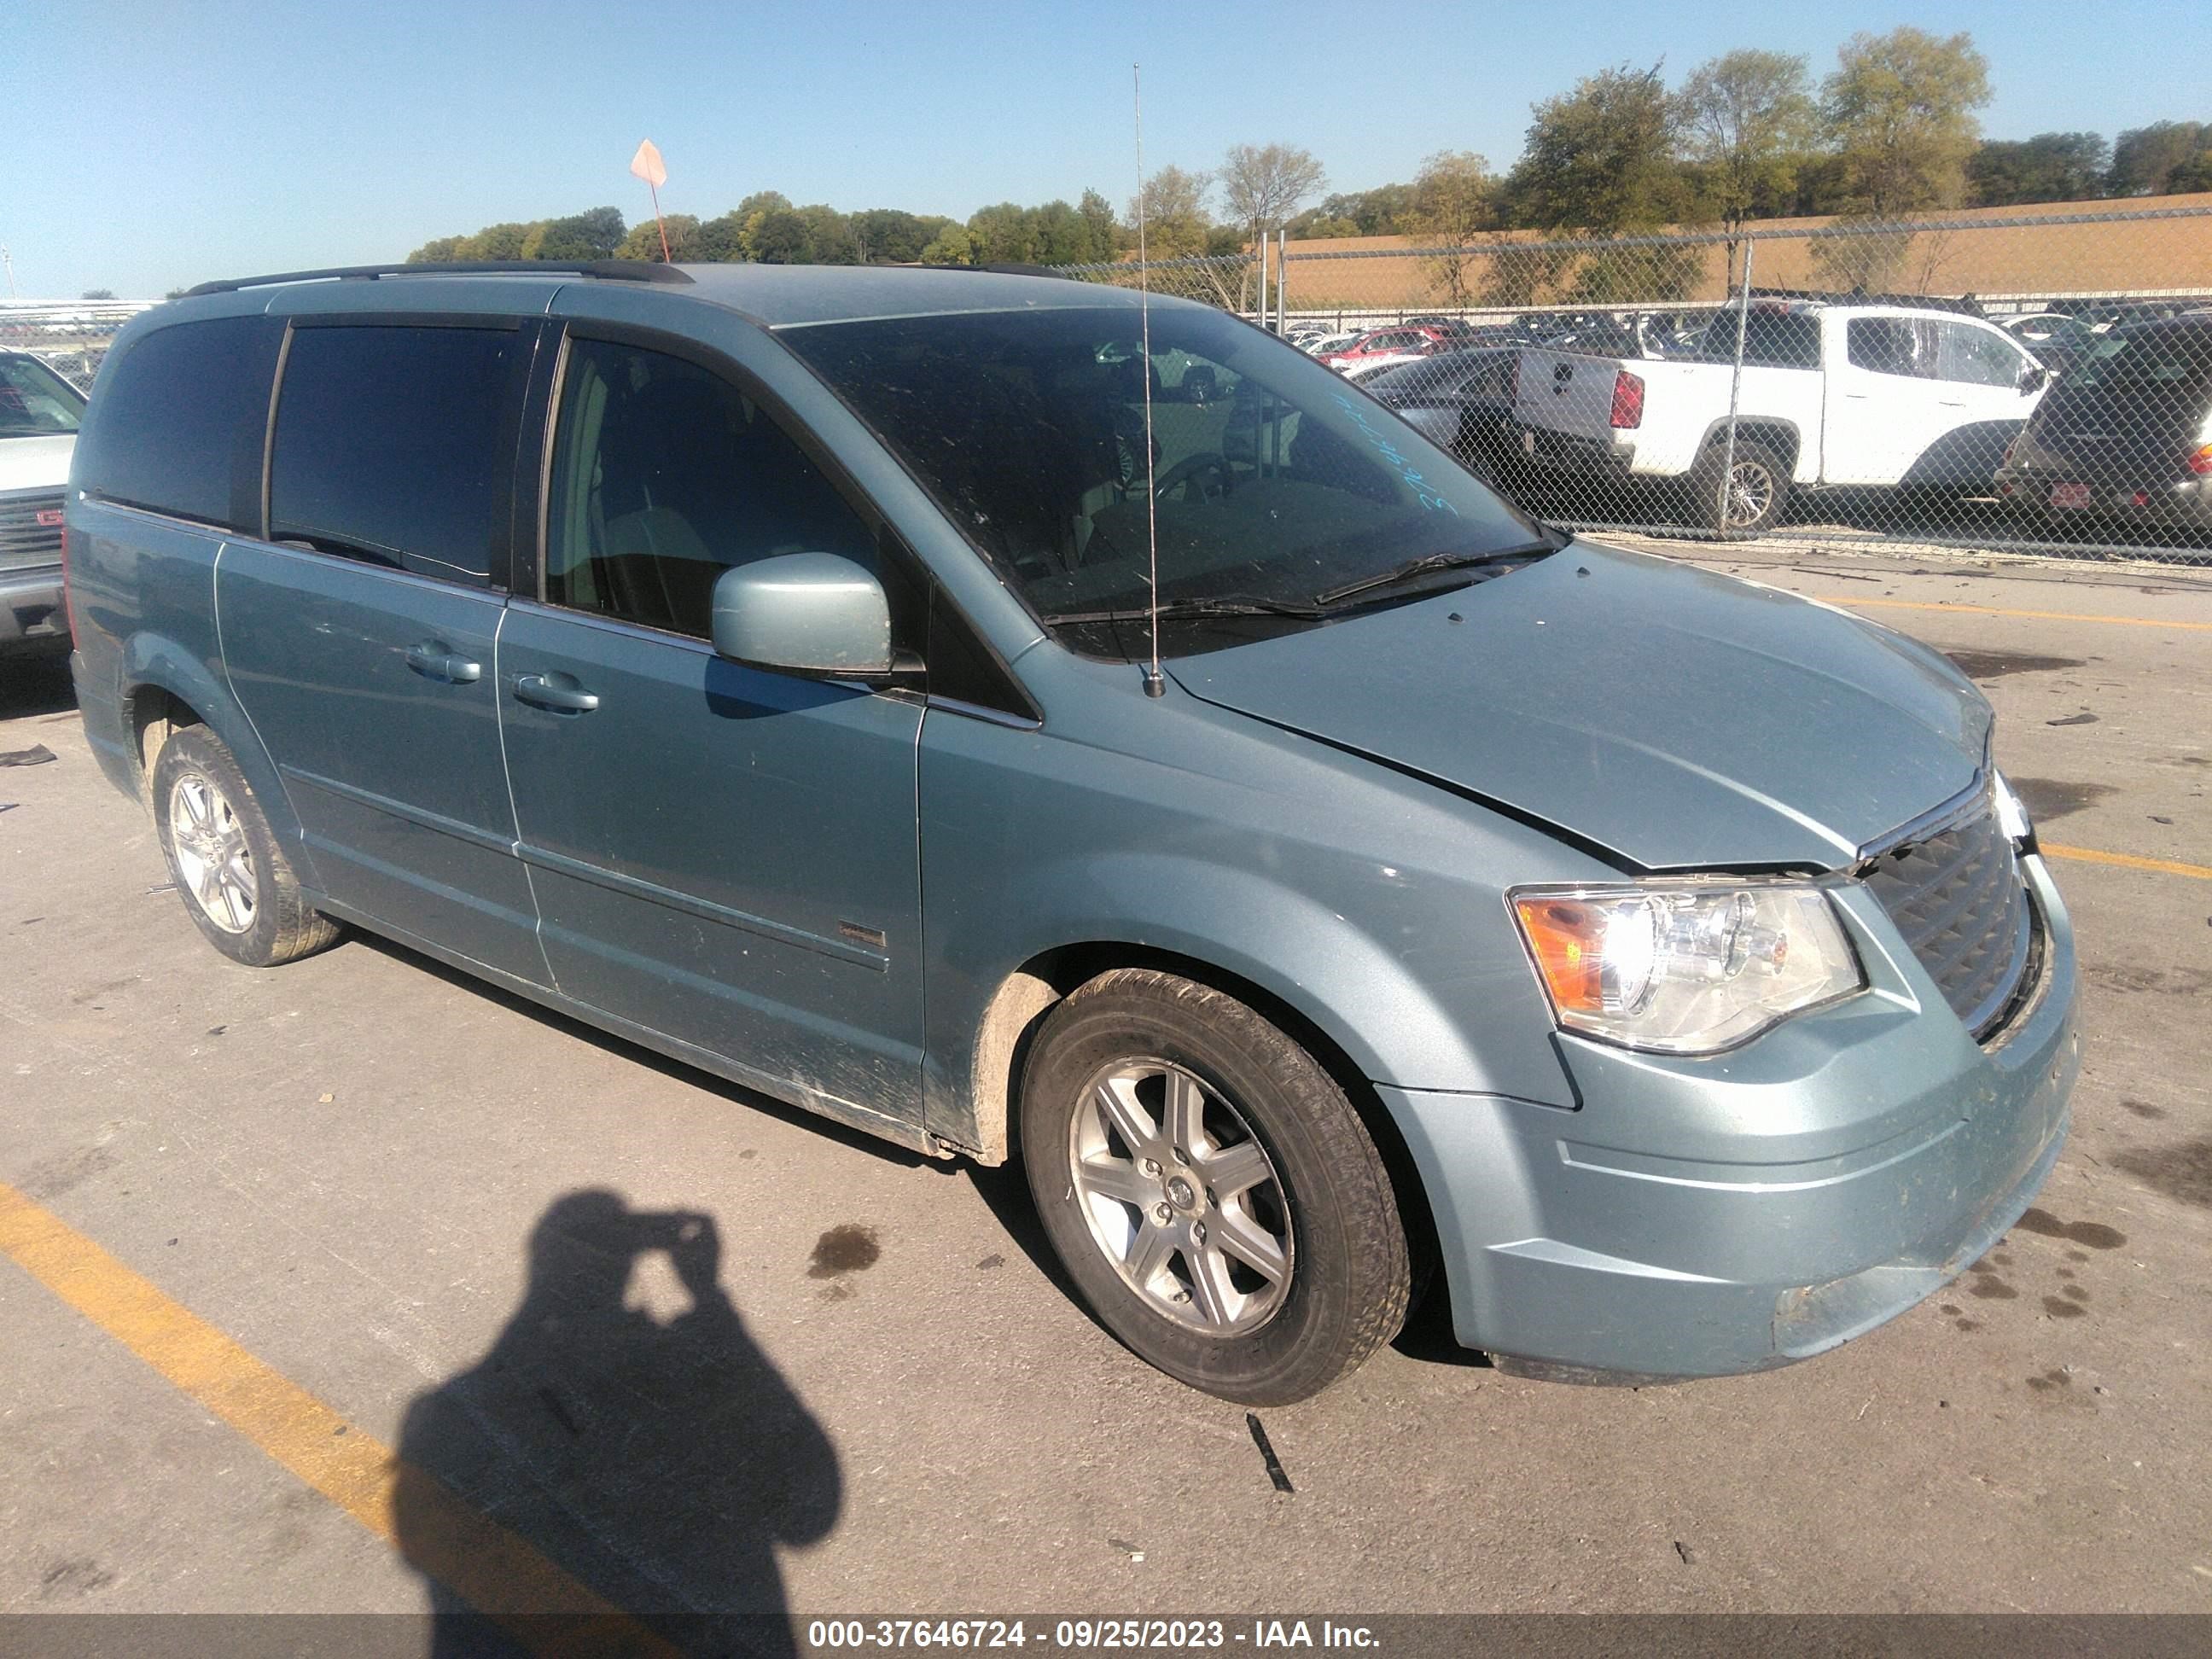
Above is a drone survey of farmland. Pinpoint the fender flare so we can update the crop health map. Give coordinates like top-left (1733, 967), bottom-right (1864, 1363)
top-left (1695, 416), bottom-right (1807, 481)
top-left (119, 632), bottom-right (311, 864)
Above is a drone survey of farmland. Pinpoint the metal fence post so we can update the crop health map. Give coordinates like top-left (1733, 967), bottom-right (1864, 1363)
top-left (1278, 230), bottom-right (1289, 336)
top-left (1716, 239), bottom-right (1755, 538)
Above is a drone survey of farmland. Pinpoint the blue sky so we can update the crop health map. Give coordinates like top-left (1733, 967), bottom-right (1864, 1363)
top-left (3, 0), bottom-right (2191, 298)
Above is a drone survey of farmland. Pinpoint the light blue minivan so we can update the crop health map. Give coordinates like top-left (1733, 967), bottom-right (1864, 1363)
top-left (66, 261), bottom-right (2079, 1402)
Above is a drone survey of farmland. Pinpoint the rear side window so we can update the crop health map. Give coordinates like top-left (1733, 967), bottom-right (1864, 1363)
top-left (73, 316), bottom-right (278, 527)
top-left (1848, 317), bottom-right (1933, 379)
top-left (1702, 312), bottom-right (1821, 370)
top-left (269, 323), bottom-right (523, 585)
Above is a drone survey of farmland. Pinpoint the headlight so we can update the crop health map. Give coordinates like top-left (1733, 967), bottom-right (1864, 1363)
top-left (1511, 882), bottom-right (1866, 1055)
top-left (1994, 771), bottom-right (2034, 846)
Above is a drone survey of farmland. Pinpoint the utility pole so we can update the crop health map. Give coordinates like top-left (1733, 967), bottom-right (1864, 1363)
top-left (0, 247), bottom-right (17, 300)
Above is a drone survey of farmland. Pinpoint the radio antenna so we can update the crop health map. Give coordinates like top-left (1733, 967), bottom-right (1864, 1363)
top-left (1132, 63), bottom-right (1165, 698)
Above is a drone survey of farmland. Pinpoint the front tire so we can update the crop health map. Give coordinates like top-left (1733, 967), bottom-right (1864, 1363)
top-left (1019, 969), bottom-right (1411, 1404)
top-left (153, 726), bottom-right (338, 968)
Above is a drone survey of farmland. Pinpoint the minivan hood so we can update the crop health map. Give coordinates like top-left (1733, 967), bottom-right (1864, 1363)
top-left (0, 433), bottom-right (76, 493)
top-left (1169, 544), bottom-right (1989, 870)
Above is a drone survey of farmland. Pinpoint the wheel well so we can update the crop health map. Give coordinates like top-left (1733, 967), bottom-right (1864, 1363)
top-left (128, 687), bottom-right (205, 800)
top-left (1705, 422), bottom-right (1800, 474)
top-left (969, 944), bottom-right (1443, 1293)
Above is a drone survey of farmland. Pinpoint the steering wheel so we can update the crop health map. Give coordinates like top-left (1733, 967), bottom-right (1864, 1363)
top-left (1152, 451), bottom-right (1234, 504)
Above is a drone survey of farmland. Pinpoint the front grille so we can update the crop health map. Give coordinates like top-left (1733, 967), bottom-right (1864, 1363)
top-left (1861, 797), bottom-right (2034, 1040)
top-left (0, 488), bottom-right (66, 573)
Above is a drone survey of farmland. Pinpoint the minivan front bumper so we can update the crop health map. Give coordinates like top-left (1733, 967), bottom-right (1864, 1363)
top-left (1382, 854), bottom-right (2079, 1379)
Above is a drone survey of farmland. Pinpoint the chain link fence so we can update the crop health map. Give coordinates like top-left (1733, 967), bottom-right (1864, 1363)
top-left (1058, 205), bottom-right (2212, 566)
top-left (0, 301), bottom-right (152, 391)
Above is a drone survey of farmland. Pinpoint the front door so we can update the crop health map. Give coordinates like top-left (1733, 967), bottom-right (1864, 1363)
top-left (496, 329), bottom-right (926, 1132)
top-left (218, 317), bottom-right (547, 984)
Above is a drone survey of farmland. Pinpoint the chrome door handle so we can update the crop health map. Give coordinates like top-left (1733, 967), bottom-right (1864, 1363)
top-left (404, 642), bottom-right (481, 684)
top-left (513, 672), bottom-right (600, 713)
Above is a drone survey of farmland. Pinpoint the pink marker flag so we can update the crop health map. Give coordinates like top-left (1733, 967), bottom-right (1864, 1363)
top-left (629, 140), bottom-right (671, 261)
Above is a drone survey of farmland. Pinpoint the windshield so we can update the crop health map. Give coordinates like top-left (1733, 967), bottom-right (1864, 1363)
top-left (0, 353), bottom-right (85, 437)
top-left (778, 304), bottom-right (1540, 640)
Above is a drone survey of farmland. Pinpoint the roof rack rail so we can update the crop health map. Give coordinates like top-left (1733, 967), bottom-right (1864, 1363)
top-left (183, 259), bottom-right (695, 298)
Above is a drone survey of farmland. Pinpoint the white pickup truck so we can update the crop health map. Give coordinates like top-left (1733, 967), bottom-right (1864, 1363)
top-left (1510, 301), bottom-right (2052, 532)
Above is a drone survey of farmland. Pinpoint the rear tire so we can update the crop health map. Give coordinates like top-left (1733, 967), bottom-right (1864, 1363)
top-left (1691, 439), bottom-right (1790, 535)
top-left (153, 726), bottom-right (339, 968)
top-left (1019, 969), bottom-right (1411, 1404)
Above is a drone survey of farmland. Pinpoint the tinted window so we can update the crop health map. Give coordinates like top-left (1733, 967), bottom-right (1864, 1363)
top-left (779, 303), bottom-right (1540, 643)
top-left (1848, 317), bottom-right (1933, 378)
top-left (73, 317), bottom-right (276, 527)
top-left (544, 336), bottom-right (876, 639)
top-left (0, 353), bottom-right (84, 436)
top-left (2062, 325), bottom-right (2212, 403)
top-left (1701, 312), bottom-right (1822, 370)
top-left (1934, 322), bottom-right (2026, 388)
top-left (269, 324), bottom-right (521, 584)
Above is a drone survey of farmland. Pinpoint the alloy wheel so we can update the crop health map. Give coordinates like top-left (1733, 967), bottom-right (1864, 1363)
top-left (1066, 1059), bottom-right (1294, 1335)
top-left (168, 772), bottom-right (258, 934)
top-left (1724, 459), bottom-right (1777, 528)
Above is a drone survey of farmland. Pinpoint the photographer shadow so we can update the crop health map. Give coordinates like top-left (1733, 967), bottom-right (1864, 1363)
top-left (393, 1190), bottom-right (840, 1657)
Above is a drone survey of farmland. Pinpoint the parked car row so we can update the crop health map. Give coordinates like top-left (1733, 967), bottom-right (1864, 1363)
top-left (1335, 298), bottom-right (2212, 544)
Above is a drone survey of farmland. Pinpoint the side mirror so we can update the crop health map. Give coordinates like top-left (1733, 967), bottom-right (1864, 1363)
top-left (711, 553), bottom-right (893, 678)
top-left (2019, 362), bottom-right (2048, 393)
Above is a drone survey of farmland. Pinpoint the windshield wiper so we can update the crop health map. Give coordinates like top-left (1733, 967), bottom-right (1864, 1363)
top-left (1312, 539), bottom-right (1558, 608)
top-left (1040, 593), bottom-right (1330, 626)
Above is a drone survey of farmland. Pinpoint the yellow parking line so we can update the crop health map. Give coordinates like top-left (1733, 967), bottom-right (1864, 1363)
top-left (2044, 843), bottom-right (2212, 881)
top-left (0, 1181), bottom-right (675, 1659)
top-left (1813, 597), bottom-right (2212, 632)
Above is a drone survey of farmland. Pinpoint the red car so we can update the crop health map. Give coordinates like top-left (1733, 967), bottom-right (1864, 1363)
top-left (1319, 325), bottom-right (1453, 370)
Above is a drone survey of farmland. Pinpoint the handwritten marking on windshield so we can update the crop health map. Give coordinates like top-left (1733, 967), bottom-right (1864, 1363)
top-left (1332, 392), bottom-right (1460, 515)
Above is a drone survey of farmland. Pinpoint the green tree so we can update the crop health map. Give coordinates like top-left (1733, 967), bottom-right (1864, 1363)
top-left (1502, 63), bottom-right (1701, 300)
top-left (2109, 121), bottom-right (2209, 195)
top-left (463, 222), bottom-right (536, 259)
top-left (522, 207), bottom-right (626, 260)
top-left (1676, 49), bottom-right (1818, 261)
top-left (692, 212), bottom-right (751, 262)
top-left (1400, 151), bottom-right (1494, 306)
top-left (1820, 27), bottom-right (1991, 218)
top-left (796, 204), bottom-right (859, 264)
top-left (965, 201), bottom-right (1039, 264)
top-left (1077, 189), bottom-right (1121, 259)
top-left (616, 212), bottom-right (700, 261)
top-left (918, 224), bottom-right (975, 265)
top-left (849, 208), bottom-right (944, 263)
top-left (80, 287), bottom-right (119, 300)
top-left (1966, 132), bottom-right (2110, 205)
top-left (1126, 165), bottom-right (1213, 258)
top-left (732, 190), bottom-right (795, 221)
top-left (1288, 183), bottom-right (1414, 238)
top-left (2168, 149), bottom-right (2212, 194)
top-left (742, 207), bottom-right (814, 264)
